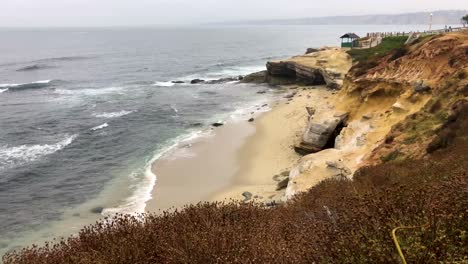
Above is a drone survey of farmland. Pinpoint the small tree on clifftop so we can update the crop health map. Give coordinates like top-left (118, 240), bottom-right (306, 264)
top-left (462, 15), bottom-right (468, 27)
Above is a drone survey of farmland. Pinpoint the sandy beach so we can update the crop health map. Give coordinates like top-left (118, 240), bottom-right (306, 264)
top-left (146, 86), bottom-right (335, 212)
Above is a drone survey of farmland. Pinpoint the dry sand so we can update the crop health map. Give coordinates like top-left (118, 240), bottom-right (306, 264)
top-left (210, 86), bottom-right (335, 203)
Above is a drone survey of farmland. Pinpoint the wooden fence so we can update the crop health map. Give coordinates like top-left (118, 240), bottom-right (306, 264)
top-left (358, 26), bottom-right (467, 48)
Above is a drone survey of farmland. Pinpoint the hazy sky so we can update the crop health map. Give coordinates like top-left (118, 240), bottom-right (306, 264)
top-left (1, 0), bottom-right (467, 27)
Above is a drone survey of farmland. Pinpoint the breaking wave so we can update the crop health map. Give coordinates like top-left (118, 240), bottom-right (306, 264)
top-left (153, 81), bottom-right (175, 87)
top-left (54, 86), bottom-right (125, 96)
top-left (0, 80), bottom-right (55, 91)
top-left (0, 134), bottom-right (78, 171)
top-left (93, 110), bottom-right (135, 119)
top-left (91, 123), bottom-right (109, 131)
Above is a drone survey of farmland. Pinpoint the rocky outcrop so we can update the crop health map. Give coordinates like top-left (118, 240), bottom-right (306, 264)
top-left (242, 70), bottom-right (296, 86)
top-left (242, 48), bottom-right (352, 88)
top-left (266, 48), bottom-right (352, 89)
top-left (295, 111), bottom-right (349, 155)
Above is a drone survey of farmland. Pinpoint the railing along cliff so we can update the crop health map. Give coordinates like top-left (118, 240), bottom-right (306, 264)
top-left (359, 26), bottom-right (467, 48)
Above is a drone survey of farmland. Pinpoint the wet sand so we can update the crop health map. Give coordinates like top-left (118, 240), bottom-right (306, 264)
top-left (146, 122), bottom-right (256, 212)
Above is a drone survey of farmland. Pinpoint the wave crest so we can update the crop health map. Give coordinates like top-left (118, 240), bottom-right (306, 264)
top-left (0, 80), bottom-right (55, 91)
top-left (16, 64), bottom-right (56, 72)
top-left (0, 134), bottom-right (77, 171)
top-left (91, 123), bottom-right (109, 131)
top-left (93, 110), bottom-right (135, 119)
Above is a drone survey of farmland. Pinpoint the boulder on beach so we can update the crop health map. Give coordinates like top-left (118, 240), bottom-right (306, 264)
top-left (90, 207), bottom-right (104, 214)
top-left (276, 177), bottom-right (290, 191)
top-left (295, 112), bottom-right (349, 155)
top-left (242, 191), bottom-right (253, 201)
top-left (212, 122), bottom-right (224, 127)
top-left (248, 118), bottom-right (255, 122)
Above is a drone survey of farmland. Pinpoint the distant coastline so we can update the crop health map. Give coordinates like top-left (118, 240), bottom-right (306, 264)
top-left (215, 9), bottom-right (467, 26)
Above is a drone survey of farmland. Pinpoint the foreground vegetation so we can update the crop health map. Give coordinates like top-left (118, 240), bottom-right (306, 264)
top-left (4, 102), bottom-right (467, 263)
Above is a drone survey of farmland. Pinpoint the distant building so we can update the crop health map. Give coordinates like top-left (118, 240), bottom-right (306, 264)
top-left (340, 33), bottom-right (360, 48)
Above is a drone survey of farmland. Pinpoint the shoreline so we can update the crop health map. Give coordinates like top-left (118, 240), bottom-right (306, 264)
top-left (146, 85), bottom-right (336, 212)
top-left (145, 93), bottom-right (278, 212)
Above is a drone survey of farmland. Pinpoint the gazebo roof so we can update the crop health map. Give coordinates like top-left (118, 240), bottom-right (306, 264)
top-left (340, 33), bottom-right (360, 39)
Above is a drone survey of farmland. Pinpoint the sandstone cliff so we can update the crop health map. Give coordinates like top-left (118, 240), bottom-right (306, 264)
top-left (284, 32), bottom-right (468, 198)
top-left (243, 48), bottom-right (352, 89)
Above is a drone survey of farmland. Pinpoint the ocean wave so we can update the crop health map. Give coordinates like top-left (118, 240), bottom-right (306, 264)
top-left (0, 134), bottom-right (77, 171)
top-left (0, 80), bottom-right (55, 91)
top-left (91, 123), bottom-right (109, 131)
top-left (55, 86), bottom-right (125, 96)
top-left (16, 64), bottom-right (56, 72)
top-left (0, 88), bottom-right (8, 93)
top-left (93, 110), bottom-right (135, 119)
top-left (153, 81), bottom-right (175, 87)
top-left (34, 56), bottom-right (91, 63)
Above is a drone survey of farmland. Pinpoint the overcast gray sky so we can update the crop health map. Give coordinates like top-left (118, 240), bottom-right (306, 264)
top-left (1, 0), bottom-right (467, 27)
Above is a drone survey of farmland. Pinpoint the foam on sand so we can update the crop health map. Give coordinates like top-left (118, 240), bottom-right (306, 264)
top-left (102, 130), bottom-right (205, 215)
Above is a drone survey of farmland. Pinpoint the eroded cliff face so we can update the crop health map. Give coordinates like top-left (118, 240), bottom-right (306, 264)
top-left (341, 32), bottom-right (468, 165)
top-left (285, 32), bottom-right (468, 199)
top-left (242, 48), bottom-right (352, 89)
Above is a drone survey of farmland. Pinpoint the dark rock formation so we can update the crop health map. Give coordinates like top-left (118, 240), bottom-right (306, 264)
top-left (191, 79), bottom-right (205, 84)
top-left (248, 118), bottom-right (255, 122)
top-left (242, 71), bottom-right (268, 83)
top-left (212, 122), bottom-right (224, 127)
top-left (206, 77), bottom-right (240, 84)
top-left (266, 61), bottom-right (344, 88)
top-left (305, 48), bottom-right (319, 54)
top-left (276, 177), bottom-right (290, 191)
top-left (172, 81), bottom-right (185, 84)
top-left (90, 207), bottom-right (104, 214)
top-left (241, 70), bottom-right (296, 86)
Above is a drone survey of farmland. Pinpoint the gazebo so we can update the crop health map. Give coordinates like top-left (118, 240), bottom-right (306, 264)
top-left (340, 33), bottom-right (360, 48)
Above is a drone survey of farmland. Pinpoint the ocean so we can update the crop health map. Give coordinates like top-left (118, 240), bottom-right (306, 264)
top-left (0, 24), bottom-right (437, 255)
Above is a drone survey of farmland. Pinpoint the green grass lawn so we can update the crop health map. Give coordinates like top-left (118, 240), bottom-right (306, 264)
top-left (347, 36), bottom-right (409, 62)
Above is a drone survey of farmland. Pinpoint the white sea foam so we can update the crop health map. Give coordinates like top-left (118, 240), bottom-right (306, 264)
top-left (170, 104), bottom-right (179, 113)
top-left (93, 110), bottom-right (135, 119)
top-left (91, 123), bottom-right (109, 131)
top-left (153, 81), bottom-right (175, 87)
top-left (0, 134), bottom-right (77, 170)
top-left (55, 86), bottom-right (125, 96)
top-left (185, 64), bottom-right (266, 81)
top-left (0, 88), bottom-right (8, 93)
